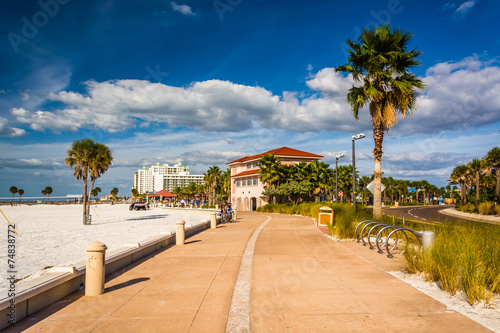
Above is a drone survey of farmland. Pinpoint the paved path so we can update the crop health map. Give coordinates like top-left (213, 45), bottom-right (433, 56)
top-left (7, 212), bottom-right (493, 332)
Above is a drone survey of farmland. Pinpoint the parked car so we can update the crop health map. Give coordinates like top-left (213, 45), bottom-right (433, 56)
top-left (129, 201), bottom-right (150, 211)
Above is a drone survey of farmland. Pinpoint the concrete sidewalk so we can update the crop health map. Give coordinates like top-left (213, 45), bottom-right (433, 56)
top-left (7, 213), bottom-right (493, 332)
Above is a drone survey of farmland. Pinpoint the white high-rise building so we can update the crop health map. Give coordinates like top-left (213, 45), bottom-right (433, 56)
top-left (133, 163), bottom-right (204, 194)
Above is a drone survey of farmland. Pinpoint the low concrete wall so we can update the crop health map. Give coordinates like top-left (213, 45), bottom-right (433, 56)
top-left (0, 220), bottom-right (210, 330)
top-left (160, 207), bottom-right (219, 215)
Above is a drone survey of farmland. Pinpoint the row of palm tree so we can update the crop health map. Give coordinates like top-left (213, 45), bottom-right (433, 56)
top-left (257, 154), bottom-right (447, 206)
top-left (65, 139), bottom-right (113, 224)
top-left (449, 147), bottom-right (500, 205)
top-left (258, 154), bottom-right (336, 204)
top-left (9, 186), bottom-right (24, 204)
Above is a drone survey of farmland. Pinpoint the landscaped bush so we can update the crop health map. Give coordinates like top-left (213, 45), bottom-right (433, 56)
top-left (403, 222), bottom-right (500, 304)
top-left (457, 202), bottom-right (478, 213)
top-left (478, 201), bottom-right (496, 215)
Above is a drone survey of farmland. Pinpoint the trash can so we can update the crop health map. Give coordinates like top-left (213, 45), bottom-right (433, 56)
top-left (84, 214), bottom-right (92, 225)
top-left (317, 206), bottom-right (333, 227)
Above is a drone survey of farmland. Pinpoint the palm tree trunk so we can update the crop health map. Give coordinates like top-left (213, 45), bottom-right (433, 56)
top-left (476, 173), bottom-right (480, 205)
top-left (373, 124), bottom-right (384, 218)
top-left (87, 178), bottom-right (96, 217)
top-left (83, 176), bottom-right (88, 224)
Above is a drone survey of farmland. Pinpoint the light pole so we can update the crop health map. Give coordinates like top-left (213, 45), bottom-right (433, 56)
top-left (335, 153), bottom-right (345, 203)
top-left (352, 133), bottom-right (366, 211)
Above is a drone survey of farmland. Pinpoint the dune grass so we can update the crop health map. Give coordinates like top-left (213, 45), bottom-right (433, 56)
top-left (258, 202), bottom-right (500, 304)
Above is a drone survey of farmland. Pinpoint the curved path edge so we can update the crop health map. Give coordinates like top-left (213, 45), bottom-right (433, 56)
top-left (225, 216), bottom-right (272, 333)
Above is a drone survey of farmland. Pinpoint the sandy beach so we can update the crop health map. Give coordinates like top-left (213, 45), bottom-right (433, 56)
top-left (0, 204), bottom-right (209, 294)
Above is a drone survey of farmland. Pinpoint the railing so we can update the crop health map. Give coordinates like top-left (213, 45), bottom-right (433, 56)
top-left (355, 220), bottom-right (433, 258)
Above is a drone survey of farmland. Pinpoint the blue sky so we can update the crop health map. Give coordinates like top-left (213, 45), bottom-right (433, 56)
top-left (1, 0), bottom-right (499, 199)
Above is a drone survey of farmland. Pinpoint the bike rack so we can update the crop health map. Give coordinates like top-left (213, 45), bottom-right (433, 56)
top-left (355, 220), bottom-right (424, 258)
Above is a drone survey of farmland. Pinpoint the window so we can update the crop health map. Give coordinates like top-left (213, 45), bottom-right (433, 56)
top-left (253, 179), bottom-right (258, 185)
top-left (247, 163), bottom-right (252, 169)
top-left (253, 162), bottom-right (258, 167)
top-left (247, 180), bottom-right (252, 186)
top-left (236, 181), bottom-right (241, 187)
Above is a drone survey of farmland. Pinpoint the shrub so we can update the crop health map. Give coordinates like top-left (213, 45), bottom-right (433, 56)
top-left (478, 201), bottom-right (496, 215)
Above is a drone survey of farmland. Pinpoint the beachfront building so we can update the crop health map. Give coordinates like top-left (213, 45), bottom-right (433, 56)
top-left (133, 163), bottom-right (204, 194)
top-left (227, 147), bottom-right (323, 211)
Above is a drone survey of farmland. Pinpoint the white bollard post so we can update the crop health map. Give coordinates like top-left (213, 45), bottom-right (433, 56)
top-left (85, 241), bottom-right (107, 296)
top-left (176, 220), bottom-right (185, 245)
top-left (422, 231), bottom-right (435, 251)
top-left (210, 212), bottom-right (217, 229)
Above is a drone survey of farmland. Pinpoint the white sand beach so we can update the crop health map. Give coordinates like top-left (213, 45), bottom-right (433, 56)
top-left (0, 204), bottom-right (209, 294)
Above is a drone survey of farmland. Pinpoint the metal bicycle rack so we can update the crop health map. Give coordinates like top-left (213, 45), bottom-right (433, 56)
top-left (355, 220), bottom-right (425, 258)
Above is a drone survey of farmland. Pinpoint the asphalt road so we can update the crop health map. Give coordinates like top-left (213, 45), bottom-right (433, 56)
top-left (382, 205), bottom-right (468, 224)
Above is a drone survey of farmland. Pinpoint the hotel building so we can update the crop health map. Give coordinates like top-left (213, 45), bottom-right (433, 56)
top-left (227, 147), bottom-right (323, 211)
top-left (133, 163), bottom-right (204, 194)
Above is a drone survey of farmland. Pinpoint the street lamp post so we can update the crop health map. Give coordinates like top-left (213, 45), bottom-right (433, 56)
top-left (335, 153), bottom-right (345, 203)
top-left (352, 133), bottom-right (366, 211)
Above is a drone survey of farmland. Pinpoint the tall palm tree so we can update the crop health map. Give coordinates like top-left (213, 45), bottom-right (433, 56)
top-left (204, 166), bottom-right (222, 206)
top-left (44, 186), bottom-right (53, 202)
top-left (484, 147), bottom-right (500, 203)
top-left (336, 24), bottom-right (425, 217)
top-left (9, 186), bottom-right (17, 205)
top-left (87, 143), bottom-right (113, 214)
top-left (18, 189), bottom-right (24, 203)
top-left (467, 159), bottom-right (483, 205)
top-left (65, 138), bottom-right (96, 222)
top-left (41, 189), bottom-right (47, 202)
top-left (450, 165), bottom-right (469, 205)
top-left (221, 168), bottom-right (232, 200)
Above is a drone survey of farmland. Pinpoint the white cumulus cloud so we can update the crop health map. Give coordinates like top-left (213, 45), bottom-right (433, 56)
top-left (456, 0), bottom-right (476, 14)
top-left (171, 2), bottom-right (195, 16)
top-left (9, 55), bottom-right (500, 137)
top-left (0, 117), bottom-right (26, 137)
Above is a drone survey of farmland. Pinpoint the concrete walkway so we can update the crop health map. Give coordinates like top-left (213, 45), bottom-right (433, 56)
top-left (7, 213), bottom-right (493, 332)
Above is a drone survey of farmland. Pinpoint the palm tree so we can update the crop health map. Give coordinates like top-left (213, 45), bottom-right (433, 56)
top-left (359, 176), bottom-right (372, 205)
top-left (41, 189), bottom-right (47, 202)
top-left (91, 187), bottom-right (101, 201)
top-left (87, 143), bottom-right (113, 214)
top-left (258, 154), bottom-right (281, 188)
top-left (65, 138), bottom-right (96, 223)
top-left (336, 24), bottom-right (425, 217)
top-left (94, 187), bottom-right (101, 200)
top-left (44, 186), bottom-right (53, 202)
top-left (450, 165), bottom-right (469, 205)
top-left (221, 168), bottom-right (232, 200)
top-left (131, 188), bottom-right (139, 198)
top-left (18, 189), bottom-right (24, 203)
top-left (204, 166), bottom-right (222, 206)
top-left (110, 187), bottom-right (119, 198)
top-left (484, 147), bottom-right (500, 203)
top-left (9, 186), bottom-right (17, 205)
top-left (467, 159), bottom-right (483, 205)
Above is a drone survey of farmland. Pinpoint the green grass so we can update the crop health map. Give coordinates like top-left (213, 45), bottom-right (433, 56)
top-left (258, 202), bottom-right (500, 304)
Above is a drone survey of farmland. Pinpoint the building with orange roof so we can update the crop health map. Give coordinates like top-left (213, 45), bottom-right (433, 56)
top-left (226, 147), bottom-right (323, 211)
